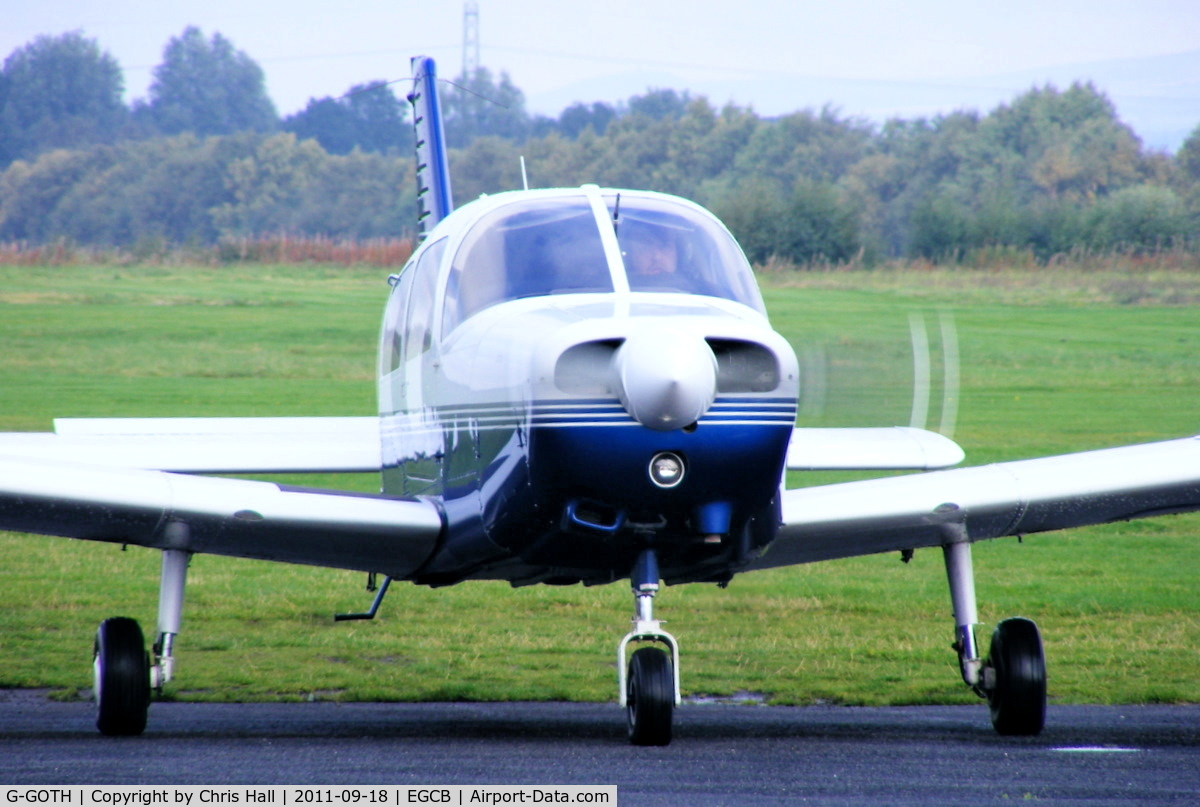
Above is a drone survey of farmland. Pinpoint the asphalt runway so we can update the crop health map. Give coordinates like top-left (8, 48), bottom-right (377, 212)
top-left (2, 692), bottom-right (1199, 805)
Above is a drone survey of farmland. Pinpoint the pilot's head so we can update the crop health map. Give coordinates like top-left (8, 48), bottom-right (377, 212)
top-left (624, 223), bottom-right (677, 277)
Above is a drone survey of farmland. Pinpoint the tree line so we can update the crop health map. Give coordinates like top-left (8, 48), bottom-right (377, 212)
top-left (1, 30), bottom-right (1198, 263)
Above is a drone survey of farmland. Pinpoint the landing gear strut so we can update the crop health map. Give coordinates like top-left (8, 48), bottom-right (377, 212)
top-left (942, 532), bottom-right (1046, 736)
top-left (618, 549), bottom-right (679, 746)
top-left (93, 545), bottom-right (191, 736)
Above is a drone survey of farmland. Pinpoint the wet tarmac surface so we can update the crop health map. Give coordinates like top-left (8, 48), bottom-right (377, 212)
top-left (2, 693), bottom-right (1199, 804)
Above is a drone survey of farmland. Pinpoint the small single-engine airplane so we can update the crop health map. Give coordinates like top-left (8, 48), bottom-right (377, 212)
top-left (1, 57), bottom-right (1199, 746)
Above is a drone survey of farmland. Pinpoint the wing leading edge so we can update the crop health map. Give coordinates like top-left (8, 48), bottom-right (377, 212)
top-left (754, 435), bottom-right (1200, 569)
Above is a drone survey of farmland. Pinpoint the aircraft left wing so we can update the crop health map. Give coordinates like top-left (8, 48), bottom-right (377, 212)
top-left (754, 435), bottom-right (1200, 569)
top-left (0, 417), bottom-right (381, 473)
top-left (0, 453), bottom-right (441, 575)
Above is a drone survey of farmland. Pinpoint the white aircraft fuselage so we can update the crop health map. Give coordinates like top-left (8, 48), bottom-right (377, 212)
top-left (377, 185), bottom-right (799, 587)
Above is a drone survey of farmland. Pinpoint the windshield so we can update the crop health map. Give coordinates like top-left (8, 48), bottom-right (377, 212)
top-left (442, 191), bottom-right (766, 336)
top-left (442, 197), bottom-right (613, 335)
top-left (611, 196), bottom-right (765, 314)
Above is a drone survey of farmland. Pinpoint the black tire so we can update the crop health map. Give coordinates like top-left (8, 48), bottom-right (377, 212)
top-left (987, 617), bottom-right (1046, 736)
top-left (627, 646), bottom-right (674, 746)
top-left (94, 617), bottom-right (150, 736)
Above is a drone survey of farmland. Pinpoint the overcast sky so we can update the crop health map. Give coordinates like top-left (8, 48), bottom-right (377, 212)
top-left (6, 1), bottom-right (1200, 146)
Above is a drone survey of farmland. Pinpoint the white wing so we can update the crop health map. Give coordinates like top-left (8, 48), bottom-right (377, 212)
top-left (0, 453), bottom-right (441, 576)
top-left (0, 417), bottom-right (380, 473)
top-left (788, 427), bottom-right (964, 471)
top-left (754, 435), bottom-right (1200, 569)
top-left (0, 416), bottom-right (442, 575)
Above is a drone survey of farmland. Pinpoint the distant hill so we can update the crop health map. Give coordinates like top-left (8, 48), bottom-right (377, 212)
top-left (528, 49), bottom-right (1200, 153)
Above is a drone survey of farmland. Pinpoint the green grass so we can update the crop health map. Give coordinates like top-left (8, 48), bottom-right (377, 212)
top-left (1, 263), bottom-right (1198, 707)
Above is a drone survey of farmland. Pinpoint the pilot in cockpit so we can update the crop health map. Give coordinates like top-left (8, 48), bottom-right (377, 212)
top-left (622, 221), bottom-right (680, 285)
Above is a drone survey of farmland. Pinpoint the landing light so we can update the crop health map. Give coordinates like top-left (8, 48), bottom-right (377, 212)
top-left (649, 452), bottom-right (685, 489)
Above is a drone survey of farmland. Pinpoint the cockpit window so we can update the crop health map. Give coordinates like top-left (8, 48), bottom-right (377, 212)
top-left (440, 192), bottom-right (766, 337)
top-left (442, 197), bottom-right (613, 335)
top-left (612, 196), bottom-right (765, 314)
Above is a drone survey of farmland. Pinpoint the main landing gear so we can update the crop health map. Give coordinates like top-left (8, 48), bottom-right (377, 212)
top-left (93, 547), bottom-right (191, 736)
top-left (93, 617), bottom-right (150, 735)
top-left (618, 549), bottom-right (680, 746)
top-left (942, 534), bottom-right (1046, 736)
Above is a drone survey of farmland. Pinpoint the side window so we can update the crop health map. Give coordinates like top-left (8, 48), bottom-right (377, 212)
top-left (403, 238), bottom-right (447, 362)
top-left (379, 268), bottom-right (415, 376)
top-left (443, 222), bottom-right (506, 335)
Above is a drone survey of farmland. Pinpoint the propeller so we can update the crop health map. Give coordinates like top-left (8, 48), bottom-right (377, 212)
top-left (792, 310), bottom-right (960, 438)
top-left (908, 312), bottom-right (959, 438)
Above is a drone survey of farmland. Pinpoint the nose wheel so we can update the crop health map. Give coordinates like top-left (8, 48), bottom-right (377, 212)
top-left (618, 549), bottom-right (680, 746)
top-left (626, 646), bottom-right (674, 745)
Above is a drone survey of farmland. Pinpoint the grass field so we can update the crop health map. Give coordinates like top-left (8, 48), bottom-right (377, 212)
top-left (1, 263), bottom-right (1198, 708)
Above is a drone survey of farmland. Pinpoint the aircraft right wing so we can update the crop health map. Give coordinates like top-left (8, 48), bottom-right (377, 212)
top-left (753, 435), bottom-right (1200, 569)
top-left (0, 453), bottom-right (441, 576)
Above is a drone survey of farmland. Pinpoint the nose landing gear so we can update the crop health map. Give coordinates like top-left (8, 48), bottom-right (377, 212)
top-left (618, 549), bottom-right (679, 746)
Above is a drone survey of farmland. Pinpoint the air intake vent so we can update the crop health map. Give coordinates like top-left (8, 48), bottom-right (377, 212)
top-left (707, 339), bottom-right (780, 392)
top-left (554, 339), bottom-right (623, 394)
